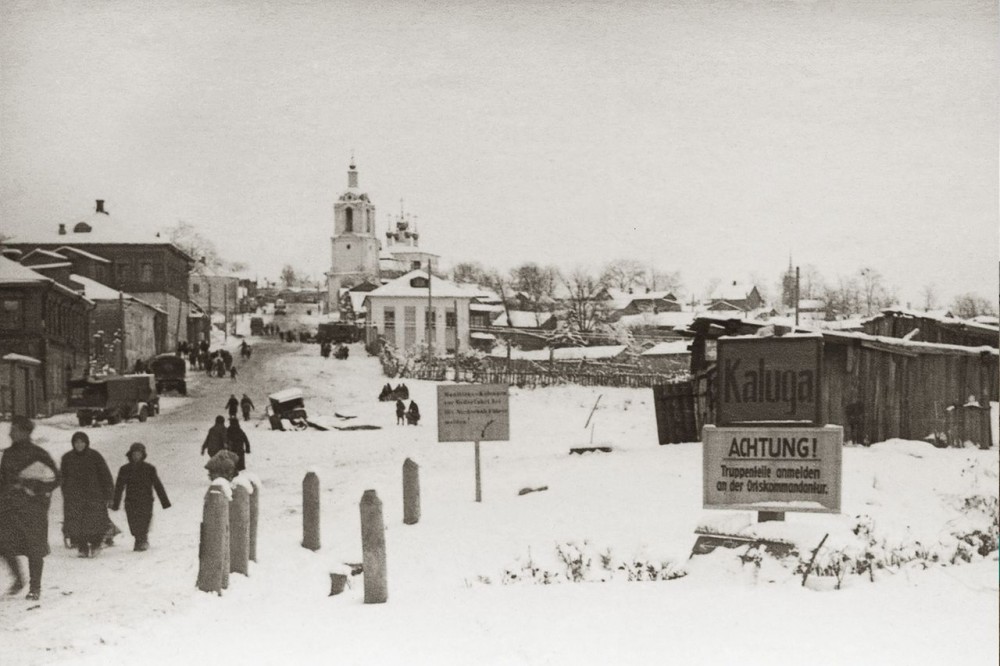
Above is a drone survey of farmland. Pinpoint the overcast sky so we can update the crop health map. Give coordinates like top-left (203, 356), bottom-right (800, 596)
top-left (1, 0), bottom-right (996, 304)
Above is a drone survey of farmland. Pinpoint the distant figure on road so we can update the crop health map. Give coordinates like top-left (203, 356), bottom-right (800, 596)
top-left (0, 417), bottom-right (60, 600)
top-left (396, 399), bottom-right (406, 425)
top-left (61, 431), bottom-right (114, 559)
top-left (112, 443), bottom-right (170, 552)
top-left (240, 394), bottom-right (255, 421)
top-left (230, 365), bottom-right (238, 381)
top-left (202, 416), bottom-right (228, 457)
top-left (226, 418), bottom-right (251, 472)
top-left (406, 401), bottom-right (421, 426)
top-left (225, 395), bottom-right (239, 420)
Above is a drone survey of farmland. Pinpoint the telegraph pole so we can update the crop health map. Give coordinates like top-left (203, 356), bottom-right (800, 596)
top-left (794, 266), bottom-right (800, 327)
top-left (426, 259), bottom-right (433, 357)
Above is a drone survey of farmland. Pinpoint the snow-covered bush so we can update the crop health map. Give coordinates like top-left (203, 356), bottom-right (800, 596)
top-left (495, 541), bottom-right (686, 585)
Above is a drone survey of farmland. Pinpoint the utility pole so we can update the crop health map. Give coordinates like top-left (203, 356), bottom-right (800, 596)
top-left (118, 290), bottom-right (126, 373)
top-left (795, 266), bottom-right (800, 327)
top-left (426, 259), bottom-right (433, 358)
top-left (223, 280), bottom-right (228, 341)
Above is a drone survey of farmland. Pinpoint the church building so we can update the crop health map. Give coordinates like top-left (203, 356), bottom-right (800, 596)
top-left (325, 160), bottom-right (381, 310)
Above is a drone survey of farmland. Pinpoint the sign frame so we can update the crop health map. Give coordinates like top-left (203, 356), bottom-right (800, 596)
top-left (702, 424), bottom-right (842, 513)
top-left (716, 335), bottom-right (824, 428)
top-left (436, 384), bottom-right (510, 443)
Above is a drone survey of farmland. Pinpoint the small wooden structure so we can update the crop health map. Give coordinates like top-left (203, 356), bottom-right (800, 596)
top-left (670, 316), bottom-right (998, 447)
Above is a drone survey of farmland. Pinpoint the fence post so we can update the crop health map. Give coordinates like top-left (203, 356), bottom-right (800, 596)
top-left (196, 486), bottom-right (229, 594)
top-left (230, 483), bottom-right (250, 575)
top-left (303, 471), bottom-right (321, 551)
top-left (403, 458), bottom-right (420, 525)
top-left (360, 490), bottom-right (387, 603)
top-left (248, 476), bottom-right (260, 562)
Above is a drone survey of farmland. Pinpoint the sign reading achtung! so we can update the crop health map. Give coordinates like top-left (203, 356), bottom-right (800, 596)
top-left (716, 336), bottom-right (823, 426)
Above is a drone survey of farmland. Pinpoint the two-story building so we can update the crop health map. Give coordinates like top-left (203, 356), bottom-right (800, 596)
top-left (0, 257), bottom-right (93, 416)
top-left (6, 199), bottom-right (194, 350)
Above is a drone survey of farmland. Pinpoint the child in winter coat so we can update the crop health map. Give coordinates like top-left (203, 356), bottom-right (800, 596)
top-left (112, 443), bottom-right (170, 552)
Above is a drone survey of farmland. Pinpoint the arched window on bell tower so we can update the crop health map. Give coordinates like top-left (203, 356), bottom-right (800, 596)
top-left (345, 208), bottom-right (353, 232)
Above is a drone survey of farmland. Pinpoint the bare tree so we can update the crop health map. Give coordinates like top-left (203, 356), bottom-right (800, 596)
top-left (638, 267), bottom-right (683, 297)
top-left (165, 221), bottom-right (222, 270)
top-left (562, 267), bottom-right (609, 332)
top-left (451, 261), bottom-right (485, 284)
top-left (510, 263), bottom-right (560, 310)
top-left (280, 264), bottom-right (297, 288)
top-left (858, 267), bottom-right (896, 316)
top-left (600, 259), bottom-right (646, 291)
top-left (920, 283), bottom-right (939, 311)
top-left (822, 275), bottom-right (861, 319)
top-left (800, 265), bottom-right (826, 300)
top-left (950, 292), bottom-right (998, 319)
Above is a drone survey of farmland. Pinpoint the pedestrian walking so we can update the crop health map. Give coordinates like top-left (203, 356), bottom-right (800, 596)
top-left (406, 400), bottom-right (421, 426)
top-left (61, 432), bottom-right (114, 558)
top-left (201, 416), bottom-right (228, 457)
top-left (230, 365), bottom-right (238, 381)
top-left (0, 417), bottom-right (60, 600)
top-left (396, 399), bottom-right (405, 425)
top-left (240, 394), bottom-right (255, 421)
top-left (225, 394), bottom-right (239, 420)
top-left (226, 418), bottom-right (251, 472)
top-left (112, 443), bottom-right (170, 552)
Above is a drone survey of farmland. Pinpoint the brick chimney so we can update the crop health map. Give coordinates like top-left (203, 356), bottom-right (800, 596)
top-left (96, 199), bottom-right (107, 214)
top-left (58, 223), bottom-right (67, 235)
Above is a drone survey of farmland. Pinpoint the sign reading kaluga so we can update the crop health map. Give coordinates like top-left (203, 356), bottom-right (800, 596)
top-left (437, 384), bottom-right (510, 442)
top-left (716, 336), bottom-right (823, 426)
top-left (703, 425), bottom-right (842, 512)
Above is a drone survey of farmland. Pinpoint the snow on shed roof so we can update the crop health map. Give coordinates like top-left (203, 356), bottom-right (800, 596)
top-left (0, 256), bottom-right (52, 284)
top-left (710, 282), bottom-right (755, 301)
top-left (70, 274), bottom-right (167, 314)
top-left (617, 311), bottom-right (696, 329)
top-left (54, 246), bottom-right (111, 263)
top-left (641, 341), bottom-right (691, 356)
top-left (22, 248), bottom-right (69, 262)
top-left (489, 345), bottom-right (627, 361)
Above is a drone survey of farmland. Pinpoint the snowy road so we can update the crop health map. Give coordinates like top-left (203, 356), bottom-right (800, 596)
top-left (1, 335), bottom-right (997, 666)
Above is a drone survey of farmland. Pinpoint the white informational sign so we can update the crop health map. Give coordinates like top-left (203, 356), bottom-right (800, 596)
top-left (702, 425), bottom-right (843, 513)
top-left (437, 384), bottom-right (510, 442)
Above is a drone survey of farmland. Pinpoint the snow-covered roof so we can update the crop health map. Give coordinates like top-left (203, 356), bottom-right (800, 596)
top-left (23, 262), bottom-right (73, 271)
top-left (0, 256), bottom-right (54, 284)
top-left (71, 274), bottom-right (167, 314)
top-left (470, 302), bottom-right (504, 313)
top-left (798, 299), bottom-right (825, 310)
top-left (710, 282), bottom-right (755, 302)
top-left (640, 341), bottom-right (691, 356)
top-left (617, 311), bottom-right (696, 329)
top-left (22, 248), bottom-right (69, 262)
top-left (605, 289), bottom-right (679, 311)
top-left (268, 387), bottom-right (304, 403)
top-left (493, 310), bottom-right (555, 328)
top-left (871, 308), bottom-right (1000, 334)
top-left (2, 353), bottom-right (41, 365)
top-left (471, 332), bottom-right (496, 341)
top-left (54, 246), bottom-right (111, 263)
top-left (365, 270), bottom-right (488, 299)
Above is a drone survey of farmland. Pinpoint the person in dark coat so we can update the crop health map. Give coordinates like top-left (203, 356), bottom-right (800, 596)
top-left (0, 416), bottom-right (60, 600)
top-left (61, 431), bottom-right (114, 558)
top-left (112, 443), bottom-right (170, 551)
top-left (240, 394), bottom-right (255, 421)
top-left (226, 418), bottom-right (250, 472)
top-left (201, 416), bottom-right (228, 457)
top-left (395, 399), bottom-right (406, 425)
top-left (406, 400), bottom-right (421, 426)
top-left (225, 394), bottom-right (239, 419)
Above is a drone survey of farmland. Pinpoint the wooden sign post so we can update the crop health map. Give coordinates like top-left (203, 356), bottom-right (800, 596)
top-left (437, 384), bottom-right (510, 503)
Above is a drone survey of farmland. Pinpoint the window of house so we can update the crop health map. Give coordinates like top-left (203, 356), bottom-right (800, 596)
top-left (445, 310), bottom-right (457, 327)
top-left (140, 262), bottom-right (153, 283)
top-left (116, 262), bottom-right (130, 283)
top-left (383, 306), bottom-right (395, 326)
top-left (193, 283), bottom-right (201, 294)
top-left (2, 299), bottom-right (24, 330)
top-left (345, 208), bottom-right (353, 232)
top-left (411, 261), bottom-right (421, 270)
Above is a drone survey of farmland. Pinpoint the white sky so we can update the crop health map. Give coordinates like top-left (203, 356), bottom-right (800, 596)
top-left (1, 0), bottom-right (996, 304)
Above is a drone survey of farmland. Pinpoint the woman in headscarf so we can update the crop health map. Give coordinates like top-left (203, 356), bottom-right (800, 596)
top-left (0, 417), bottom-right (60, 600)
top-left (61, 431), bottom-right (114, 558)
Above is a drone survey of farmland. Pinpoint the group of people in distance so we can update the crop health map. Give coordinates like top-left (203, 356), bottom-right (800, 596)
top-left (0, 417), bottom-right (170, 601)
top-left (201, 411), bottom-right (251, 481)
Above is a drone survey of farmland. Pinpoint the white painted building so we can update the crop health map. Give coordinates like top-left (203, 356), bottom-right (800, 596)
top-left (363, 271), bottom-right (487, 354)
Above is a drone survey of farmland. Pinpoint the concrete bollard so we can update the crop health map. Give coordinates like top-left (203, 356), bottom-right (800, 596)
top-left (403, 458), bottom-right (420, 525)
top-left (230, 484), bottom-right (250, 575)
top-left (360, 490), bottom-right (387, 603)
top-left (196, 487), bottom-right (229, 594)
top-left (302, 471), bottom-right (321, 551)
top-left (248, 478), bottom-right (260, 562)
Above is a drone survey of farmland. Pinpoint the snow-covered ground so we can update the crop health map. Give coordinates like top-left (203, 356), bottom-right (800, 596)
top-left (1, 334), bottom-right (997, 666)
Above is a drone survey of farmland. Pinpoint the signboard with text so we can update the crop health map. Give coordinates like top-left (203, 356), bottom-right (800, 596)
top-left (702, 425), bottom-right (842, 513)
top-left (716, 336), bottom-right (823, 426)
top-left (437, 384), bottom-right (510, 442)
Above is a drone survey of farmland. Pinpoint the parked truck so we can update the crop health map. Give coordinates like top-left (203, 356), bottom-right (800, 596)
top-left (150, 353), bottom-right (187, 395)
top-left (68, 375), bottom-right (159, 427)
